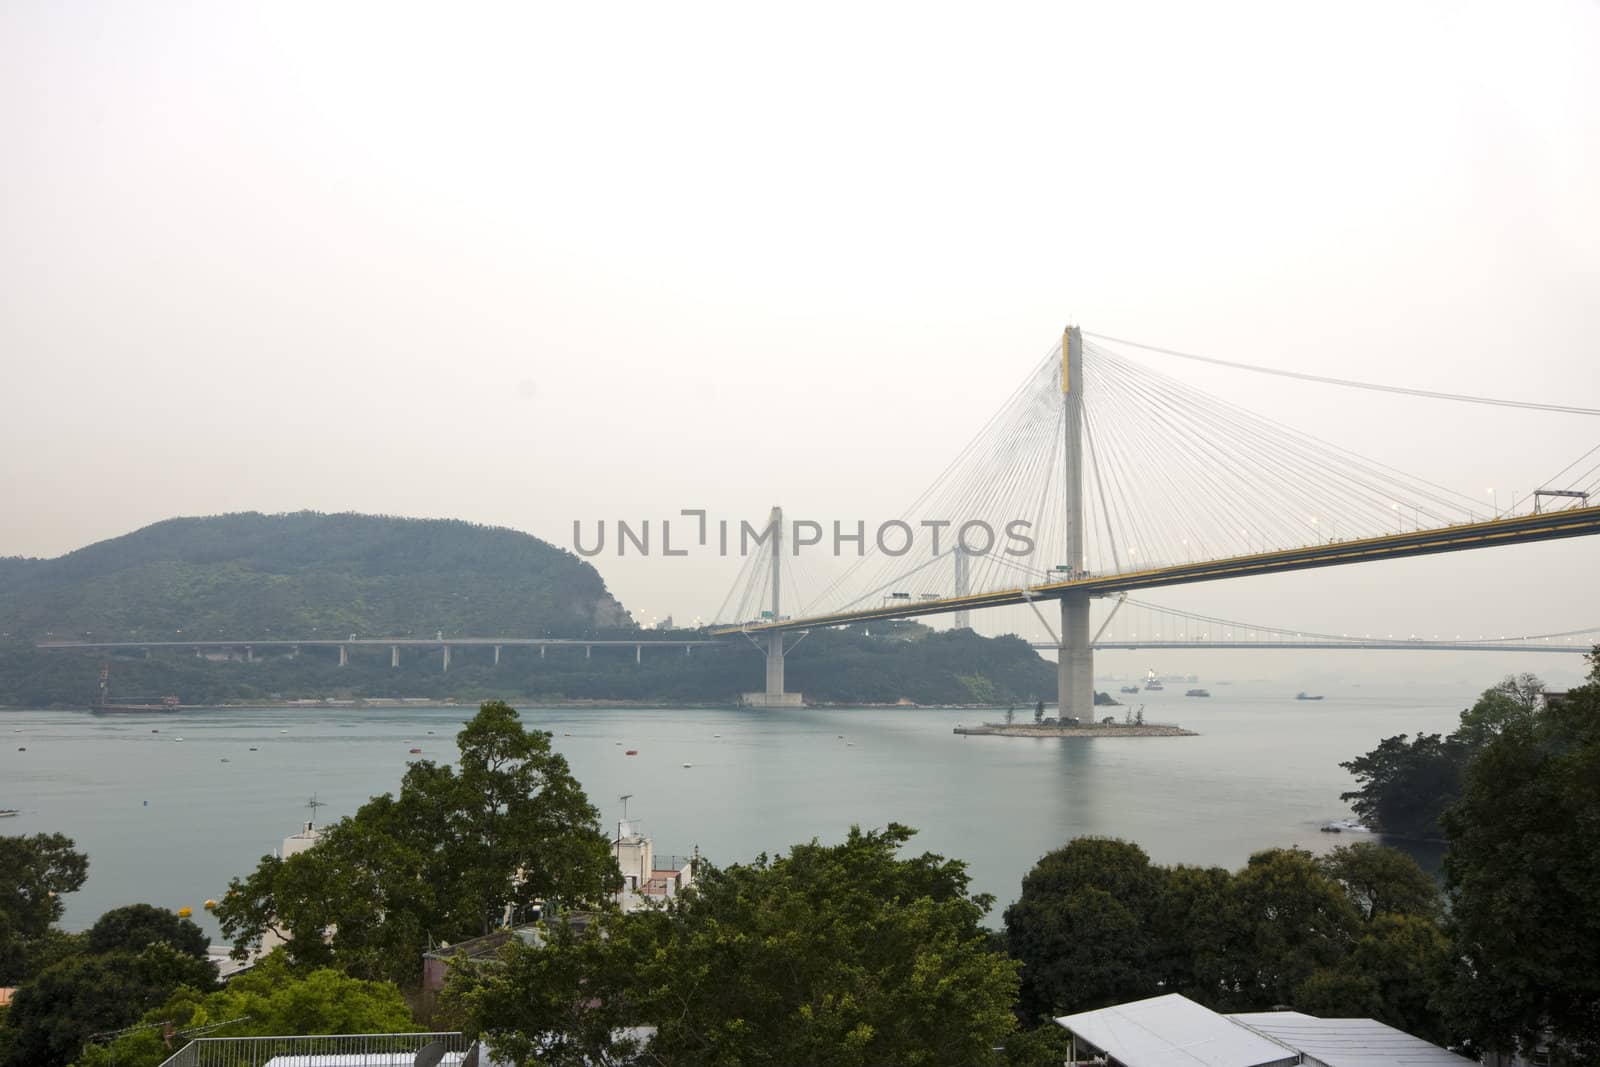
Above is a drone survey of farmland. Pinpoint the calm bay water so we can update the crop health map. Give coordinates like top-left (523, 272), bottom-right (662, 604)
top-left (1, 681), bottom-right (1469, 938)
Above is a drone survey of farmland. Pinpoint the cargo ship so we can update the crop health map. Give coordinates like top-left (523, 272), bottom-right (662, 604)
top-left (90, 663), bottom-right (182, 713)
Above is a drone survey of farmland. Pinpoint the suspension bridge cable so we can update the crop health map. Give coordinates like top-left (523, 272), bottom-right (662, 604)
top-left (1085, 332), bottom-right (1600, 416)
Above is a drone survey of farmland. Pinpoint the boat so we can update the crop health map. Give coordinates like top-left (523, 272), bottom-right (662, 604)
top-left (90, 663), bottom-right (182, 713)
top-left (625, 749), bottom-right (638, 756)
top-left (1185, 688), bottom-right (1211, 698)
top-left (1296, 692), bottom-right (1324, 701)
top-left (1143, 669), bottom-right (1164, 691)
top-left (1119, 686), bottom-right (1140, 694)
top-left (409, 747), bottom-right (423, 754)
top-left (0, 809), bottom-right (19, 818)
top-left (1320, 818), bottom-right (1370, 833)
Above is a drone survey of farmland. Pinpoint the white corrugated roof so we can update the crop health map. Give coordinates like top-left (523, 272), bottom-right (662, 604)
top-left (1228, 1012), bottom-right (1472, 1066)
top-left (1056, 994), bottom-right (1299, 1067)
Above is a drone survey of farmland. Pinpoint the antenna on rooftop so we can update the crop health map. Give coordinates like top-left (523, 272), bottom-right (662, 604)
top-left (619, 793), bottom-right (633, 821)
top-left (305, 793), bottom-right (327, 830)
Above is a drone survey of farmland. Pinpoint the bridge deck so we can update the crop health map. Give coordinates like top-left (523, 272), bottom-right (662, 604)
top-left (716, 505), bottom-right (1600, 636)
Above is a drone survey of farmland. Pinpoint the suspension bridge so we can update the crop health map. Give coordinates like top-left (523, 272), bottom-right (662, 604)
top-left (712, 327), bottom-right (1600, 712)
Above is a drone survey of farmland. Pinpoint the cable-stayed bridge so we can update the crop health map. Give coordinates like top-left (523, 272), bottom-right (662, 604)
top-left (712, 327), bottom-right (1600, 711)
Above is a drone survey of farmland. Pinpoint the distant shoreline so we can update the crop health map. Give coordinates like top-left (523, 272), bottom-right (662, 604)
top-left (954, 722), bottom-right (1196, 738)
top-left (3, 698), bottom-right (1083, 713)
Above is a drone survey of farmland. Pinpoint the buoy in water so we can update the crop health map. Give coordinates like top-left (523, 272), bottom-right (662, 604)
top-left (177, 906), bottom-right (192, 918)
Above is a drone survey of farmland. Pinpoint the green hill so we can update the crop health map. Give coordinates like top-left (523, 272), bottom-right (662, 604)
top-left (0, 512), bottom-right (631, 642)
top-left (0, 512), bottom-right (1072, 709)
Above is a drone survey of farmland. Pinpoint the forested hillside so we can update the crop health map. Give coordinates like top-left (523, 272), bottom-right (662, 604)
top-left (0, 512), bottom-right (630, 641)
top-left (0, 514), bottom-right (1066, 708)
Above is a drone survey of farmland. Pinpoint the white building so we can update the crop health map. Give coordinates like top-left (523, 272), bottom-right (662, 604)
top-left (613, 817), bottom-right (694, 913)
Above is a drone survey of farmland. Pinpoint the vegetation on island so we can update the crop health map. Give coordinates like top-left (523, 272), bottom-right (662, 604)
top-left (0, 621), bottom-right (1061, 710)
top-left (4, 656), bottom-right (1598, 1065)
top-left (1339, 672), bottom-right (1544, 840)
top-left (0, 512), bottom-right (631, 644)
top-left (0, 513), bottom-right (1064, 708)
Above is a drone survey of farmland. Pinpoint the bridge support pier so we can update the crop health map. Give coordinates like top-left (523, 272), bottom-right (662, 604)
top-left (742, 507), bottom-right (803, 708)
top-left (636, 644), bottom-right (642, 664)
top-left (953, 546), bottom-right (971, 630)
top-left (336, 645), bottom-right (346, 667)
top-left (1058, 594), bottom-right (1093, 722)
top-left (245, 646), bottom-right (254, 663)
top-left (442, 645), bottom-right (451, 672)
top-left (391, 645), bottom-right (399, 668)
top-left (494, 644), bottom-right (501, 666)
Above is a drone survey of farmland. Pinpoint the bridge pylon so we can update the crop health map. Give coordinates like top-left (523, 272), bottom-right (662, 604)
top-left (743, 506), bottom-right (804, 708)
top-left (1057, 325), bottom-right (1095, 722)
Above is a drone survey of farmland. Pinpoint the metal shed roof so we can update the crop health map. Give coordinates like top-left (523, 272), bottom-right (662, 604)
top-left (1228, 1012), bottom-right (1473, 1066)
top-left (1056, 994), bottom-right (1300, 1067)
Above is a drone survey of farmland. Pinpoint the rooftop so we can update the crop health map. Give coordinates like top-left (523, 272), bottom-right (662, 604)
top-left (1228, 1012), bottom-right (1472, 1066)
top-left (1056, 994), bottom-right (1299, 1067)
top-left (1055, 994), bottom-right (1471, 1067)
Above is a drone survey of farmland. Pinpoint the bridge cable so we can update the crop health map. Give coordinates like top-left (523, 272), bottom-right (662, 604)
top-left (1086, 332), bottom-right (1600, 416)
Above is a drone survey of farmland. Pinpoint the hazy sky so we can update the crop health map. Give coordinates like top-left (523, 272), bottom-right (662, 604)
top-left (3, 2), bottom-right (1597, 682)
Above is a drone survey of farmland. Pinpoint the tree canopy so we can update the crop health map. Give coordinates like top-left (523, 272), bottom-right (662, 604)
top-left (1004, 837), bottom-right (1445, 1034)
top-left (1441, 659), bottom-right (1600, 1062)
top-left (1, 943), bottom-right (217, 1067)
top-left (214, 701), bottom-right (619, 985)
top-left (0, 833), bottom-right (88, 985)
top-left (75, 952), bottom-right (412, 1067)
top-left (85, 903), bottom-right (210, 959)
top-left (1340, 674), bottom-right (1542, 839)
top-left (452, 824), bottom-right (1024, 1067)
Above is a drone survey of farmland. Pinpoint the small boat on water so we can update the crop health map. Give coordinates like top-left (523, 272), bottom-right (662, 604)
top-left (0, 809), bottom-right (19, 818)
top-left (1296, 692), bottom-right (1324, 701)
top-left (625, 749), bottom-right (638, 756)
top-left (1185, 688), bottom-right (1211, 698)
top-left (409, 747), bottom-right (422, 754)
top-left (1320, 818), bottom-right (1370, 833)
top-left (1144, 669), bottom-right (1165, 691)
top-left (1120, 686), bottom-right (1140, 694)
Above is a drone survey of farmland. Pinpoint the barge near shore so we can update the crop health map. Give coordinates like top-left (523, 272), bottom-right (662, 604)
top-left (954, 722), bottom-right (1196, 738)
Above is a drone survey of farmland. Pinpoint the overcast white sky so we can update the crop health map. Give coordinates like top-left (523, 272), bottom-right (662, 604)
top-left (3, 1), bottom-right (1597, 681)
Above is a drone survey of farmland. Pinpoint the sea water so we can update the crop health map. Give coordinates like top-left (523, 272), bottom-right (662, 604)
top-left (1, 681), bottom-right (1470, 937)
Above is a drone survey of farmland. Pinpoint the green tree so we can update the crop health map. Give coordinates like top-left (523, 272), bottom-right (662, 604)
top-left (0, 833), bottom-right (89, 984)
top-left (1339, 733), bottom-right (1463, 839)
top-left (1003, 838), bottom-right (1166, 1018)
top-left (1295, 913), bottom-right (1452, 1042)
top-left (1147, 864), bottom-right (1237, 1003)
top-left (1317, 842), bottom-right (1441, 922)
top-left (215, 701), bottom-right (619, 985)
top-left (1340, 675), bottom-right (1545, 840)
top-left (455, 824), bottom-right (1021, 1066)
top-left (1, 943), bottom-right (216, 1067)
top-left (1441, 663), bottom-right (1600, 1063)
top-left (76, 952), bottom-right (413, 1067)
top-left (86, 903), bottom-right (210, 959)
top-left (1227, 848), bottom-right (1361, 1009)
